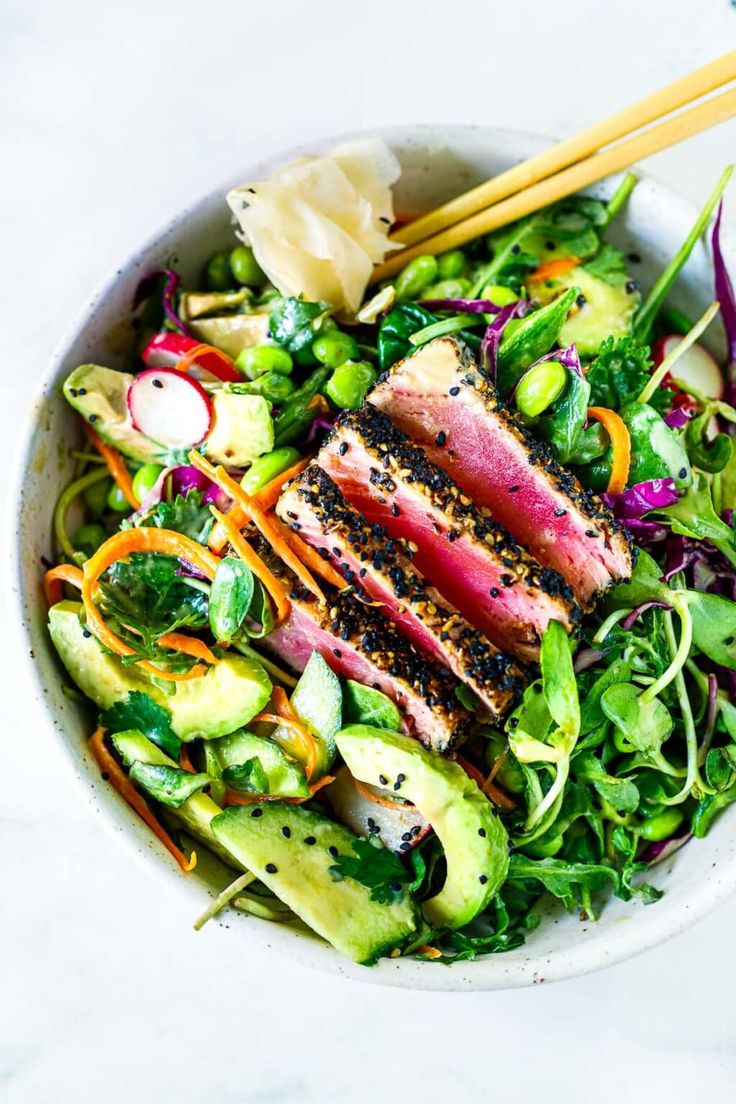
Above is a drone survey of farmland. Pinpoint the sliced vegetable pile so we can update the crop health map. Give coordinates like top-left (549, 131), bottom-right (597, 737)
top-left (44, 141), bottom-right (736, 966)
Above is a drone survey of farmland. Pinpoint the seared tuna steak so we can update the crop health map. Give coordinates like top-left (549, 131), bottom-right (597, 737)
top-left (319, 406), bottom-right (577, 661)
top-left (277, 465), bottom-right (525, 719)
top-left (369, 337), bottom-right (632, 606)
top-left (263, 559), bottom-right (471, 753)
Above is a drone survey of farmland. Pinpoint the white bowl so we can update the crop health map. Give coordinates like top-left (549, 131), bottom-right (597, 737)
top-left (11, 125), bottom-right (736, 991)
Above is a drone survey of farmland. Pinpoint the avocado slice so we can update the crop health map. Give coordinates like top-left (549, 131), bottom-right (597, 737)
top-left (210, 804), bottom-right (418, 964)
top-left (189, 313), bottom-right (271, 358)
top-left (48, 601), bottom-right (271, 740)
top-left (181, 289), bottom-right (251, 320)
top-left (335, 725), bottom-right (509, 930)
top-left (274, 652), bottom-right (341, 776)
top-left (111, 730), bottom-right (241, 866)
top-left (533, 268), bottom-right (638, 356)
top-left (210, 730), bottom-right (310, 798)
top-left (64, 365), bottom-right (273, 467)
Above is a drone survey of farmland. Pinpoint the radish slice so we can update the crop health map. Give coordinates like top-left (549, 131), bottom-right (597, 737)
top-left (142, 332), bottom-right (241, 383)
top-left (652, 334), bottom-right (724, 400)
top-left (127, 368), bottom-right (212, 447)
top-left (326, 766), bottom-right (430, 854)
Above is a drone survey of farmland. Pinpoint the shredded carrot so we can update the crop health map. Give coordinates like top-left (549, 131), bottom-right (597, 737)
top-left (174, 342), bottom-right (238, 379)
top-left (354, 777), bottom-right (412, 810)
top-left (224, 774), bottom-right (335, 807)
top-left (86, 425), bottom-right (140, 509)
top-left (81, 527), bottom-right (220, 681)
top-left (158, 632), bottom-right (220, 666)
top-left (209, 459), bottom-right (311, 554)
top-left (210, 506), bottom-right (290, 625)
top-left (279, 527), bottom-right (348, 592)
top-left (256, 686), bottom-right (319, 782)
top-left (587, 406), bottom-right (632, 495)
top-left (456, 755), bottom-right (485, 788)
top-left (189, 451), bottom-right (326, 604)
top-left (527, 256), bottom-right (580, 284)
top-left (417, 945), bottom-right (443, 960)
top-left (90, 727), bottom-right (196, 871)
top-left (43, 563), bottom-right (83, 606)
top-left (485, 748), bottom-right (507, 788)
top-left (457, 754), bottom-right (515, 810)
top-left (180, 745), bottom-right (196, 773)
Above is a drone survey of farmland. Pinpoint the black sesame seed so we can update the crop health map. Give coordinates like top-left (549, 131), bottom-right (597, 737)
top-left (69, 388), bottom-right (78, 397)
top-left (379, 774), bottom-right (388, 786)
top-left (626, 280), bottom-right (639, 294)
top-left (367, 817), bottom-right (376, 828)
top-left (328, 846), bottom-right (339, 858)
top-left (281, 826), bottom-right (291, 838)
top-left (508, 484), bottom-right (520, 493)
top-left (449, 386), bottom-right (460, 396)
top-left (82, 629), bottom-right (92, 638)
top-left (489, 586), bottom-right (499, 598)
top-left (388, 882), bottom-right (402, 892)
top-left (397, 773), bottom-right (406, 783)
top-left (77, 387), bottom-right (87, 395)
top-left (585, 529), bottom-right (598, 538)
top-left (725, 635), bottom-right (735, 646)
top-left (333, 648), bottom-right (342, 658)
top-left (338, 442), bottom-right (348, 456)
top-left (435, 430), bottom-right (447, 446)
top-left (265, 863), bottom-right (278, 873)
top-left (478, 828), bottom-right (487, 837)
top-left (251, 808), bottom-right (263, 818)
top-left (393, 781), bottom-right (401, 791)
top-left (391, 503), bottom-right (400, 517)
top-left (627, 251), bottom-right (641, 264)
top-left (545, 240), bottom-right (556, 250)
top-left (576, 294), bottom-right (587, 308)
top-left (401, 831), bottom-right (412, 842)
top-left (479, 874), bottom-right (488, 885)
top-left (304, 835), bottom-right (316, 845)
top-left (152, 378), bottom-right (164, 389)
top-left (400, 842), bottom-right (410, 851)
top-left (369, 824), bottom-right (380, 834)
top-left (511, 244), bottom-right (521, 255)
top-left (88, 414), bottom-right (98, 423)
top-left (678, 467), bottom-right (687, 479)
top-left (509, 717), bottom-right (519, 729)
top-left (554, 507), bottom-right (567, 517)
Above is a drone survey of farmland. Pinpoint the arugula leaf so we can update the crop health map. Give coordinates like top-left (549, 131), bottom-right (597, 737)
top-left (655, 473), bottom-right (736, 565)
top-left (705, 745), bottom-right (736, 792)
top-left (600, 683), bottom-right (673, 755)
top-left (99, 691), bottom-right (180, 759)
top-left (507, 853), bottom-right (618, 916)
top-left (343, 680), bottom-right (402, 730)
top-left (692, 782), bottom-right (736, 837)
top-left (578, 658), bottom-right (632, 736)
top-left (329, 837), bottom-right (412, 904)
top-left (583, 243), bottom-right (628, 286)
top-left (575, 752), bottom-right (640, 813)
top-left (128, 763), bottom-right (210, 808)
top-left (269, 297), bottom-right (330, 355)
top-left (209, 557), bottom-right (254, 642)
top-left (586, 337), bottom-right (672, 413)
top-left (541, 620), bottom-right (580, 739)
top-left (609, 826), bottom-right (663, 904)
top-left (135, 490), bottom-right (214, 544)
top-left (222, 757), bottom-right (270, 794)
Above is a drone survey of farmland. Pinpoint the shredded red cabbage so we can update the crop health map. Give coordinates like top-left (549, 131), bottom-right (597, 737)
top-left (133, 268), bottom-right (192, 337)
top-left (573, 646), bottom-right (605, 673)
top-left (601, 478), bottom-right (678, 520)
top-left (418, 297), bottom-right (503, 314)
top-left (479, 301), bottom-right (528, 381)
top-left (712, 201), bottom-right (736, 374)
top-left (170, 465), bottom-right (222, 503)
top-left (664, 406), bottom-right (692, 430)
top-left (639, 826), bottom-right (691, 866)
top-left (306, 412), bottom-right (338, 444)
top-left (622, 600), bottom-right (671, 630)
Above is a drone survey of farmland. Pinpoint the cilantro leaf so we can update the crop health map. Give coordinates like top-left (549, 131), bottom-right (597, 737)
top-left (222, 757), bottom-right (270, 794)
top-left (586, 336), bottom-right (672, 413)
top-left (135, 490), bottom-right (214, 545)
top-left (583, 243), bottom-right (628, 287)
top-left (99, 691), bottom-right (180, 759)
top-left (329, 837), bottom-right (412, 904)
top-left (269, 297), bottom-right (330, 355)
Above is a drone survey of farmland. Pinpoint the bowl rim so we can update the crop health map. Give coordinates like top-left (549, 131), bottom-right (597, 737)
top-left (9, 122), bottom-right (736, 991)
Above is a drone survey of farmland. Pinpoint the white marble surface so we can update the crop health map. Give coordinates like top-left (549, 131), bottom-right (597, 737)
top-left (3, 0), bottom-right (736, 1099)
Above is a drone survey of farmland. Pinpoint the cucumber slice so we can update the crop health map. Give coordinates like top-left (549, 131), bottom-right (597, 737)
top-left (210, 730), bottom-right (310, 798)
top-left (274, 652), bottom-right (342, 775)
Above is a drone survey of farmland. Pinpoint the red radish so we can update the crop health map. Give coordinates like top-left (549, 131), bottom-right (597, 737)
top-left (127, 368), bottom-right (212, 447)
top-left (652, 334), bottom-right (724, 401)
top-left (326, 766), bottom-right (430, 854)
top-left (142, 332), bottom-right (241, 383)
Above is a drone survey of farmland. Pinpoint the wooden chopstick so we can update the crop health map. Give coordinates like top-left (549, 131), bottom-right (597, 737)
top-left (372, 84), bottom-right (736, 284)
top-left (390, 50), bottom-right (736, 250)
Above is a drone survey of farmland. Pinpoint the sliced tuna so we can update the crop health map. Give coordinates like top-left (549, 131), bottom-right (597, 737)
top-left (277, 464), bottom-right (524, 720)
top-left (319, 406), bottom-right (577, 661)
top-left (262, 557), bottom-right (472, 753)
top-left (369, 336), bottom-right (632, 606)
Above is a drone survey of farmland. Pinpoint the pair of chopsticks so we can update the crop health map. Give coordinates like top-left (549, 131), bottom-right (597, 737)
top-left (372, 50), bottom-right (736, 283)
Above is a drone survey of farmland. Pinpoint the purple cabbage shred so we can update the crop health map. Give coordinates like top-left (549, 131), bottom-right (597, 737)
top-left (133, 268), bottom-right (192, 337)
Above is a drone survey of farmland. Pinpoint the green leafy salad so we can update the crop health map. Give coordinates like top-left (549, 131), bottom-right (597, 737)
top-left (44, 137), bottom-right (736, 965)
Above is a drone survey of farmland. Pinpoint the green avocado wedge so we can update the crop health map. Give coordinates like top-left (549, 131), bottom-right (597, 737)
top-left (48, 601), bottom-right (271, 740)
top-left (210, 804), bottom-right (417, 964)
top-left (335, 725), bottom-right (509, 930)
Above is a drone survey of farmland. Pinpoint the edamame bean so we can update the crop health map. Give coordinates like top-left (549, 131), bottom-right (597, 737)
top-left (437, 249), bottom-right (466, 280)
top-left (640, 807), bottom-right (684, 842)
top-left (72, 523), bottom-right (106, 557)
top-left (422, 278), bottom-right (472, 300)
top-left (245, 372), bottom-right (296, 403)
top-left (241, 447), bottom-right (301, 494)
top-left (205, 251), bottom-right (233, 291)
top-left (236, 345), bottom-right (293, 379)
top-left (395, 255), bottom-right (439, 301)
top-left (312, 330), bottom-right (359, 369)
top-left (106, 484), bottom-right (130, 512)
top-left (481, 284), bottom-right (520, 306)
top-left (83, 477), bottom-right (111, 518)
top-left (515, 359), bottom-right (567, 418)
top-left (230, 245), bottom-right (266, 288)
top-left (132, 463), bottom-right (164, 502)
top-left (324, 361), bottom-right (377, 409)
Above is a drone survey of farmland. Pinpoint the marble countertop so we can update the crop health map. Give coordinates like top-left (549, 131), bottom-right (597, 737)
top-left (2, 0), bottom-right (736, 1099)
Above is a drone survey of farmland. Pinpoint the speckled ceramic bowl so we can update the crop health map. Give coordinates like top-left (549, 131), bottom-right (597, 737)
top-left (10, 126), bottom-right (736, 990)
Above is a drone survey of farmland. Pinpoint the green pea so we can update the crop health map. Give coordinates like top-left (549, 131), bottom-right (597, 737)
top-left (244, 371), bottom-right (295, 403)
top-left (515, 359), bottom-right (567, 418)
top-left (422, 278), bottom-right (472, 300)
top-left (481, 284), bottom-right (520, 306)
top-left (524, 834), bottom-right (564, 858)
top-left (324, 361), bottom-right (377, 409)
top-left (236, 345), bottom-right (293, 379)
top-left (132, 463), bottom-right (164, 502)
top-left (241, 447), bottom-right (301, 494)
top-left (640, 807), bottom-right (684, 842)
top-left (106, 483), bottom-right (130, 512)
top-left (312, 330), bottom-right (360, 369)
top-left (230, 245), bottom-right (267, 288)
top-left (437, 250), bottom-right (466, 280)
top-left (83, 477), bottom-right (111, 519)
top-left (72, 523), bottom-right (106, 557)
top-left (204, 251), bottom-right (233, 291)
top-left (395, 255), bottom-right (439, 301)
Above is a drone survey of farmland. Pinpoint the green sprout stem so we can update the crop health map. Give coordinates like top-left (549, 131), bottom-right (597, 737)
top-left (637, 300), bottom-right (720, 404)
top-left (53, 467), bottom-right (109, 563)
